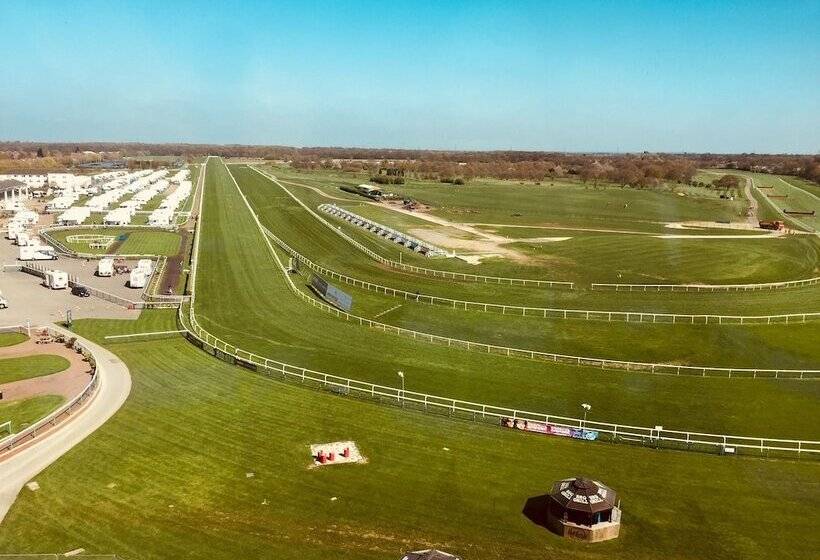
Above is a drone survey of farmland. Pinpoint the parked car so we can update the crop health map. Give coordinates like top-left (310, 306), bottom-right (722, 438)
top-left (71, 285), bottom-right (91, 297)
top-left (0, 296), bottom-right (8, 309)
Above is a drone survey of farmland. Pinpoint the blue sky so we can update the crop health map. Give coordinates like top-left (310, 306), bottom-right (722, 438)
top-left (1, 0), bottom-right (818, 152)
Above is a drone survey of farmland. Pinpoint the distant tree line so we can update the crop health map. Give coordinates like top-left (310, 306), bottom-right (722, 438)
top-left (0, 141), bottom-right (816, 186)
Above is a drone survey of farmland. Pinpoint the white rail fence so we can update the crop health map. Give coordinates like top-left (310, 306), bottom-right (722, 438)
top-left (230, 163), bottom-right (820, 380)
top-left (180, 306), bottom-right (820, 458)
top-left (174, 159), bottom-right (820, 460)
top-left (592, 276), bottom-right (820, 292)
top-left (248, 165), bottom-right (573, 289)
top-left (0, 325), bottom-right (99, 455)
top-left (262, 225), bottom-right (820, 325)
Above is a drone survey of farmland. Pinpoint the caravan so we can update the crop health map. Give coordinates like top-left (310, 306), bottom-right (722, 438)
top-left (19, 244), bottom-right (57, 261)
top-left (136, 259), bottom-right (153, 276)
top-left (43, 270), bottom-right (69, 290)
top-left (97, 257), bottom-right (114, 277)
top-left (128, 269), bottom-right (146, 289)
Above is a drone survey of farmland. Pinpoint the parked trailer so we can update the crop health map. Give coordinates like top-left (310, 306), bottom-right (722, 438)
top-left (43, 270), bottom-right (69, 290)
top-left (136, 258), bottom-right (153, 276)
top-left (128, 269), bottom-right (147, 289)
top-left (15, 232), bottom-right (35, 246)
top-left (98, 257), bottom-right (114, 277)
top-left (18, 245), bottom-right (57, 261)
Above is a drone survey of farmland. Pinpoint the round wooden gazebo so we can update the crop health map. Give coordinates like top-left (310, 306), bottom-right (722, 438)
top-left (546, 477), bottom-right (621, 542)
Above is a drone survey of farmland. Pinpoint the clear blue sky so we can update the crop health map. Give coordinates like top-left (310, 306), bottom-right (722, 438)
top-left (1, 0), bottom-right (818, 152)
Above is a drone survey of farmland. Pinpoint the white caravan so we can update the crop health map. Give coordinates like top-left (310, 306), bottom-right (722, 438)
top-left (128, 269), bottom-right (146, 289)
top-left (19, 245), bottom-right (57, 261)
top-left (97, 257), bottom-right (114, 277)
top-left (43, 270), bottom-right (69, 290)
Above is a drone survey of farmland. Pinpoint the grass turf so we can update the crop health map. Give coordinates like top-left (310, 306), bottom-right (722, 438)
top-left (0, 320), bottom-right (817, 560)
top-left (0, 355), bottom-right (71, 384)
top-left (49, 228), bottom-right (183, 256)
top-left (233, 166), bottom-right (820, 315)
top-left (0, 333), bottom-right (27, 348)
top-left (188, 160), bottom-right (820, 439)
top-left (0, 394), bottom-right (64, 433)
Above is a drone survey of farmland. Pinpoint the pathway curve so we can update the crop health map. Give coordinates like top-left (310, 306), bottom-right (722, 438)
top-left (0, 326), bottom-right (131, 523)
top-left (0, 336), bottom-right (92, 402)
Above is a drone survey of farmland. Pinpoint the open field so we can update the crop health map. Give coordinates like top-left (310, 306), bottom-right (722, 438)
top-left (258, 166), bottom-right (820, 285)
top-left (264, 165), bottom-right (749, 232)
top-left (231, 167), bottom-right (820, 316)
top-left (0, 311), bottom-right (818, 560)
top-left (187, 161), bottom-right (820, 439)
top-left (0, 355), bottom-right (70, 384)
top-left (1, 159), bottom-right (818, 560)
top-left (48, 227), bottom-right (182, 256)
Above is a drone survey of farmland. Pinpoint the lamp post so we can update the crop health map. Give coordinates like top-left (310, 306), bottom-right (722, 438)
top-left (581, 403), bottom-right (591, 431)
top-left (398, 371), bottom-right (405, 402)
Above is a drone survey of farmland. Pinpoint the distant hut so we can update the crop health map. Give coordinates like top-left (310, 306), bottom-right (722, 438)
top-left (546, 477), bottom-right (621, 542)
top-left (401, 550), bottom-right (462, 560)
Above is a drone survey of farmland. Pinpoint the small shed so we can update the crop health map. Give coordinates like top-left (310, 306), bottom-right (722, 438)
top-left (401, 550), bottom-right (461, 560)
top-left (546, 477), bottom-right (621, 542)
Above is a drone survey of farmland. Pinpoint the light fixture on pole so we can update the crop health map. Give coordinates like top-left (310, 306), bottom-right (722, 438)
top-left (397, 371), bottom-right (405, 400)
top-left (581, 403), bottom-right (591, 430)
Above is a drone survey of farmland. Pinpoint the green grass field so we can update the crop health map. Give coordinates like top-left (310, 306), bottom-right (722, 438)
top-left (0, 333), bottom-right (27, 347)
top-left (0, 395), bottom-right (64, 433)
top-left (49, 228), bottom-right (182, 256)
top-left (1, 313), bottom-right (817, 560)
top-left (0, 355), bottom-right (70, 384)
top-left (2, 159), bottom-right (818, 559)
top-left (229, 166), bottom-right (820, 318)
top-left (187, 161), bottom-right (819, 439)
top-left (257, 166), bottom-right (820, 286)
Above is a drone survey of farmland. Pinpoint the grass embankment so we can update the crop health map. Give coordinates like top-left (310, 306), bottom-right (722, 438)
top-left (0, 311), bottom-right (817, 559)
top-left (49, 228), bottom-right (182, 256)
top-left (190, 161), bottom-right (820, 439)
top-left (0, 355), bottom-right (70, 384)
top-left (0, 395), bottom-right (64, 432)
top-left (235, 166), bottom-right (820, 315)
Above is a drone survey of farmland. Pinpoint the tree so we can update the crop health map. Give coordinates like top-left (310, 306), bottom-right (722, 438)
top-left (713, 175), bottom-right (741, 190)
top-left (36, 147), bottom-right (44, 158)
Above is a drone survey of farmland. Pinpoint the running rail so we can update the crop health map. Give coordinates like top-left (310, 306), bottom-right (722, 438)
top-left (261, 224), bottom-right (820, 325)
top-left (228, 162), bottom-right (819, 379)
top-left (248, 165), bottom-right (574, 289)
top-left (180, 163), bottom-right (820, 456)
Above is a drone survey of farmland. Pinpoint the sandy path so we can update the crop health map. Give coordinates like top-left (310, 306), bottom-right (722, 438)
top-left (466, 222), bottom-right (656, 236)
top-left (0, 326), bottom-right (132, 522)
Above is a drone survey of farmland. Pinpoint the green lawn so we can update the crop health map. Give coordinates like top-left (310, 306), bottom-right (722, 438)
top-left (231, 166), bottom-right (820, 318)
top-left (0, 355), bottom-right (70, 384)
top-left (263, 165), bottom-right (748, 232)
top-left (0, 395), bottom-right (64, 433)
top-left (49, 228), bottom-right (182, 256)
top-left (0, 333), bottom-right (27, 348)
top-left (187, 160), bottom-right (820, 439)
top-left (252, 166), bottom-right (820, 286)
top-left (0, 323), bottom-right (817, 560)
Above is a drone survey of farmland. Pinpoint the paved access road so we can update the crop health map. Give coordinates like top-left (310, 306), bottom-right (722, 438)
top-left (0, 326), bottom-right (132, 523)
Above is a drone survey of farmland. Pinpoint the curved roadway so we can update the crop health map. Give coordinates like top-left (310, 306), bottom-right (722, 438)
top-left (0, 326), bottom-right (131, 522)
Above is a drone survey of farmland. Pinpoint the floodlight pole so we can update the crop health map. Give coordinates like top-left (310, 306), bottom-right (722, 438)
top-left (398, 371), bottom-right (405, 403)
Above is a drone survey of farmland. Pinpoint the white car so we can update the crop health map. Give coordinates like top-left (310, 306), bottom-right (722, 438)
top-left (0, 296), bottom-right (8, 309)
